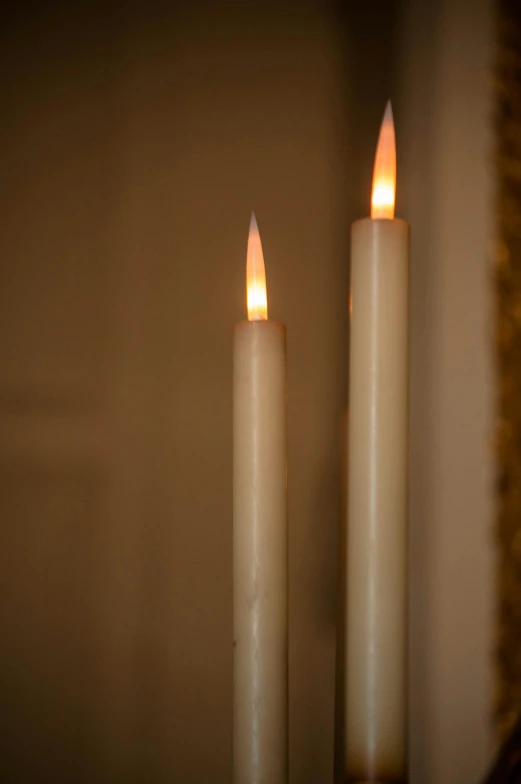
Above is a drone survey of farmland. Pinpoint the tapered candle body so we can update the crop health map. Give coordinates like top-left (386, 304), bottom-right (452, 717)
top-left (233, 319), bottom-right (288, 784)
top-left (345, 218), bottom-right (409, 782)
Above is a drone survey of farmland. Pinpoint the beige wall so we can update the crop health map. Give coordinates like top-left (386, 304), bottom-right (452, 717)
top-left (399, 0), bottom-right (496, 781)
top-left (0, 4), bottom-right (347, 782)
top-left (0, 1), bottom-right (495, 782)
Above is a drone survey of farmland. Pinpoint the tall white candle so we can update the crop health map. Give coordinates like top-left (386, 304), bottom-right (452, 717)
top-left (233, 214), bottom-right (288, 784)
top-left (344, 103), bottom-right (410, 783)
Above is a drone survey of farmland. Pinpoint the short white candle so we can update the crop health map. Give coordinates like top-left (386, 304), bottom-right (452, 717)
top-left (344, 103), bottom-right (410, 783)
top-left (233, 214), bottom-right (288, 784)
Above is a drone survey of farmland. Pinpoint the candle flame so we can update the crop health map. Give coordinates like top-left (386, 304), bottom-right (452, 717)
top-left (371, 101), bottom-right (396, 219)
top-left (247, 213), bottom-right (268, 321)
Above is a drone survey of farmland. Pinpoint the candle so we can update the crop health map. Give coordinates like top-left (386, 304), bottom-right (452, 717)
top-left (233, 214), bottom-right (288, 784)
top-left (344, 103), bottom-right (410, 783)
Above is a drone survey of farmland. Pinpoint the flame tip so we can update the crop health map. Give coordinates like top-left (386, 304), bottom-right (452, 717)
top-left (246, 213), bottom-right (268, 320)
top-left (371, 102), bottom-right (396, 220)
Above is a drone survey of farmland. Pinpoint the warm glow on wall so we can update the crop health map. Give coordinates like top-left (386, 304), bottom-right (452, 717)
top-left (247, 213), bottom-right (268, 321)
top-left (371, 101), bottom-right (396, 220)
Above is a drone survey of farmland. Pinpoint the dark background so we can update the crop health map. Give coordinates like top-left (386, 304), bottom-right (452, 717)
top-left (0, 1), bottom-right (493, 783)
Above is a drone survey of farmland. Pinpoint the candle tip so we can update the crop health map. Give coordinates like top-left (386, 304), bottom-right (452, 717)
top-left (250, 211), bottom-right (258, 232)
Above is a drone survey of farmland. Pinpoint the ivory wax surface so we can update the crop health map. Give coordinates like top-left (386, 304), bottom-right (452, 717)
top-left (233, 320), bottom-right (287, 784)
top-left (345, 218), bottom-right (410, 782)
